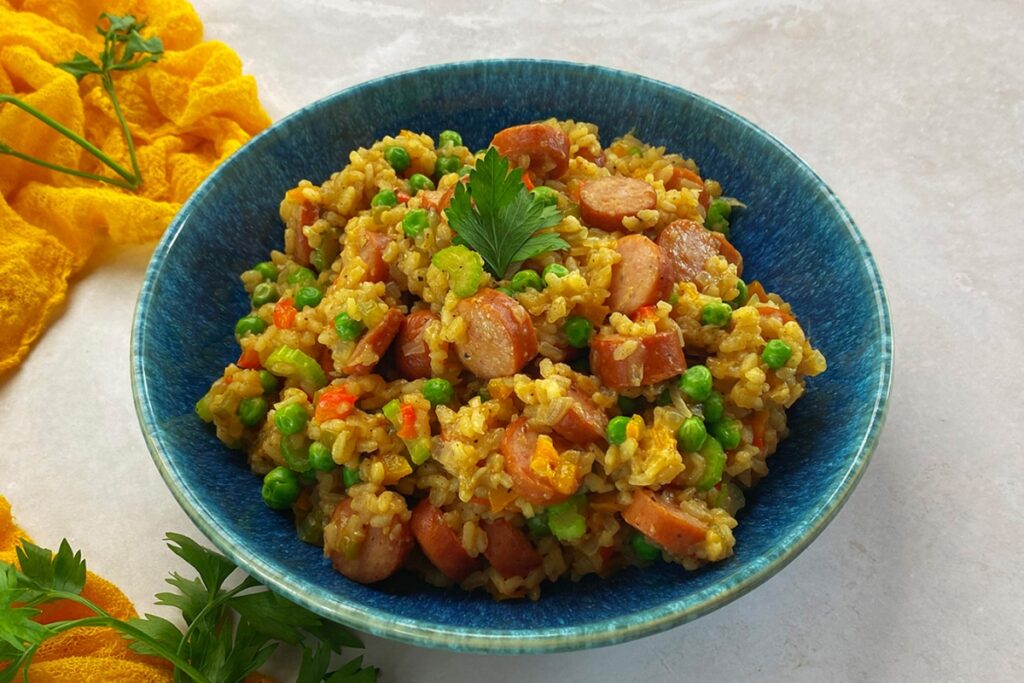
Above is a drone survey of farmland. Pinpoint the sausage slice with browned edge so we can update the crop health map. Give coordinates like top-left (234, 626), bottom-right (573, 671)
top-left (579, 177), bottom-right (657, 231)
top-left (502, 417), bottom-right (581, 506)
top-left (657, 219), bottom-right (743, 285)
top-left (491, 123), bottom-right (570, 179)
top-left (410, 500), bottom-right (481, 583)
top-left (328, 498), bottom-right (414, 584)
top-left (454, 289), bottom-right (538, 379)
top-left (590, 331), bottom-right (685, 390)
top-left (552, 388), bottom-right (608, 446)
top-left (359, 231), bottom-right (391, 283)
top-left (342, 308), bottom-right (405, 375)
top-left (622, 489), bottom-right (709, 559)
top-left (395, 309), bottom-right (439, 380)
top-left (482, 518), bottom-right (543, 579)
top-left (608, 234), bottom-right (672, 316)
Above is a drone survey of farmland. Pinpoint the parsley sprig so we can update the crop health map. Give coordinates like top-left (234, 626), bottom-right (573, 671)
top-left (445, 148), bottom-right (568, 279)
top-left (0, 534), bottom-right (377, 683)
top-left (0, 13), bottom-right (163, 190)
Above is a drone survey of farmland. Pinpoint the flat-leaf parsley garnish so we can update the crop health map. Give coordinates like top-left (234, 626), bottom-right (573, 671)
top-left (444, 147), bottom-right (568, 279)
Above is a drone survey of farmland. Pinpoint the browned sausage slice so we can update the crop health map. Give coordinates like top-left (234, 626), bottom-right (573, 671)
top-left (454, 289), bottom-right (538, 379)
top-left (410, 500), bottom-right (480, 583)
top-left (482, 518), bottom-right (543, 579)
top-left (328, 498), bottom-right (414, 583)
top-left (622, 489), bottom-right (709, 559)
top-left (343, 308), bottom-right (404, 375)
top-left (657, 219), bottom-right (743, 285)
top-left (590, 331), bottom-right (684, 390)
top-left (491, 123), bottom-right (570, 179)
top-left (501, 417), bottom-right (580, 506)
top-left (608, 234), bottom-right (671, 315)
top-left (395, 309), bottom-right (439, 380)
top-left (359, 231), bottom-right (391, 283)
top-left (552, 388), bottom-right (608, 446)
top-left (289, 202), bottom-right (317, 266)
top-left (579, 177), bottom-right (657, 231)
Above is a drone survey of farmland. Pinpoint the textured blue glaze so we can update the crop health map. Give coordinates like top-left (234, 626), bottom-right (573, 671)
top-left (132, 60), bottom-right (892, 654)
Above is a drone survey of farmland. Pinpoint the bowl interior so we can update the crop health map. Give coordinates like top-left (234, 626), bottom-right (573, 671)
top-left (133, 60), bottom-right (891, 653)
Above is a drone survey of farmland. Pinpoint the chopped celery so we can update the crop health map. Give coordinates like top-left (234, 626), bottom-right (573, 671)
top-left (264, 346), bottom-right (326, 390)
top-left (194, 395), bottom-right (213, 422)
top-left (547, 494), bottom-right (587, 541)
top-left (279, 433), bottom-right (310, 472)
top-left (407, 437), bottom-right (431, 465)
top-left (431, 245), bottom-right (483, 297)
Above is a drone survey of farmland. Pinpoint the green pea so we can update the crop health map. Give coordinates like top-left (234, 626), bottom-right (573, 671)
top-left (710, 417), bottom-right (742, 450)
top-left (342, 466), bottom-right (361, 488)
top-left (696, 436), bottom-right (726, 491)
top-left (762, 339), bottom-right (793, 369)
top-left (706, 199), bottom-right (732, 236)
top-left (702, 391), bottom-right (725, 424)
top-left (274, 403), bottom-right (308, 436)
top-left (238, 396), bottom-right (269, 427)
top-left (234, 315), bottom-right (267, 339)
top-left (677, 416), bottom-right (707, 452)
top-left (434, 155), bottom-right (462, 177)
top-left (402, 208), bottom-right (429, 238)
top-left (261, 466), bottom-right (300, 510)
top-left (308, 442), bottom-right (334, 472)
top-left (701, 302), bottom-right (733, 327)
top-left (259, 370), bottom-right (279, 393)
top-left (334, 313), bottom-right (365, 341)
top-left (422, 378), bottom-right (454, 406)
top-left (730, 280), bottom-right (749, 309)
top-left (563, 316), bottom-right (593, 349)
top-left (371, 189), bottom-right (398, 209)
top-left (287, 266), bottom-right (316, 285)
top-left (606, 416), bottom-right (631, 445)
top-left (543, 263), bottom-right (569, 280)
top-left (384, 146), bottom-right (410, 173)
top-left (294, 286), bottom-right (323, 309)
top-left (526, 513), bottom-right (551, 538)
top-left (530, 186), bottom-right (558, 207)
top-left (617, 394), bottom-right (645, 416)
top-left (253, 261), bottom-right (278, 281)
top-left (408, 173), bottom-right (435, 193)
top-left (680, 365), bottom-right (713, 401)
top-left (631, 533), bottom-right (661, 562)
top-left (510, 269), bottom-right (544, 292)
top-left (251, 282), bottom-right (278, 307)
top-left (438, 130), bottom-right (463, 148)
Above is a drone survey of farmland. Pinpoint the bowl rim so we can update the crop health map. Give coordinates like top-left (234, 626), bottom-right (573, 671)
top-left (131, 58), bottom-right (893, 654)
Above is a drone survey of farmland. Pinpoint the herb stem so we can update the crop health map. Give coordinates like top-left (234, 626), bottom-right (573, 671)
top-left (101, 72), bottom-right (142, 186)
top-left (0, 93), bottom-right (137, 185)
top-left (0, 144), bottom-right (137, 189)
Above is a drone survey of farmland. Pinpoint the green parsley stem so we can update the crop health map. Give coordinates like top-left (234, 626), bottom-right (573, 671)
top-left (100, 72), bottom-right (142, 184)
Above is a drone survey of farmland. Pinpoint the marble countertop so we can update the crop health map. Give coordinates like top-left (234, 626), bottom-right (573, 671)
top-left (2, 1), bottom-right (1021, 680)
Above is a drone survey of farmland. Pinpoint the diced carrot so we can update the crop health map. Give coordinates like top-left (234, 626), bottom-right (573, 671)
top-left (522, 171), bottom-right (535, 191)
top-left (398, 404), bottom-right (418, 439)
top-left (293, 488), bottom-right (312, 514)
top-left (237, 348), bottom-right (261, 369)
top-left (273, 298), bottom-right (297, 329)
top-left (488, 488), bottom-right (518, 513)
top-left (750, 410), bottom-right (769, 450)
top-left (756, 306), bottom-right (795, 324)
top-left (747, 280), bottom-right (768, 302)
top-left (599, 545), bottom-right (616, 563)
top-left (315, 386), bottom-right (357, 422)
top-left (397, 190), bottom-right (411, 204)
top-left (318, 346), bottom-right (335, 375)
top-left (633, 305), bottom-right (658, 322)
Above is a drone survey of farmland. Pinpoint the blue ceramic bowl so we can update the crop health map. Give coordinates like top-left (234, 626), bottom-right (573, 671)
top-left (132, 60), bottom-right (892, 653)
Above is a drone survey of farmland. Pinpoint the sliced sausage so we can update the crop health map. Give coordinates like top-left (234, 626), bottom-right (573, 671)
top-left (359, 231), bottom-right (391, 283)
top-left (622, 489), bottom-right (709, 559)
top-left (608, 234), bottom-right (671, 315)
top-left (482, 518), bottom-right (543, 579)
top-left (454, 289), bottom-right (538, 379)
top-left (290, 202), bottom-right (317, 266)
top-left (665, 167), bottom-right (710, 210)
top-left (657, 219), bottom-right (743, 285)
top-left (410, 500), bottom-right (481, 583)
top-left (552, 388), bottom-right (608, 446)
top-left (395, 309), bottom-right (439, 380)
top-left (491, 123), bottom-right (570, 179)
top-left (502, 417), bottom-right (580, 506)
top-left (590, 331), bottom-right (685, 390)
top-left (343, 308), bottom-right (404, 375)
top-left (579, 177), bottom-right (657, 231)
top-left (328, 498), bottom-right (413, 584)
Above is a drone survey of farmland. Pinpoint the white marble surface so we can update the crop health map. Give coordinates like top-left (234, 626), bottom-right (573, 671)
top-left (2, 0), bottom-right (1022, 680)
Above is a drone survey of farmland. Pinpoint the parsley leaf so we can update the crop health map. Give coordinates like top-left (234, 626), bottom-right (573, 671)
top-left (445, 147), bottom-right (567, 279)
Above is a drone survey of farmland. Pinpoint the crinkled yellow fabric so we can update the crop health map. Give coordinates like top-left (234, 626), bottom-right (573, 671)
top-left (0, 0), bottom-right (269, 373)
top-left (0, 496), bottom-right (278, 681)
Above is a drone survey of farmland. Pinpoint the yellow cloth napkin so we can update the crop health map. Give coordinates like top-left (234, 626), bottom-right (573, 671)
top-left (0, 0), bottom-right (270, 372)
